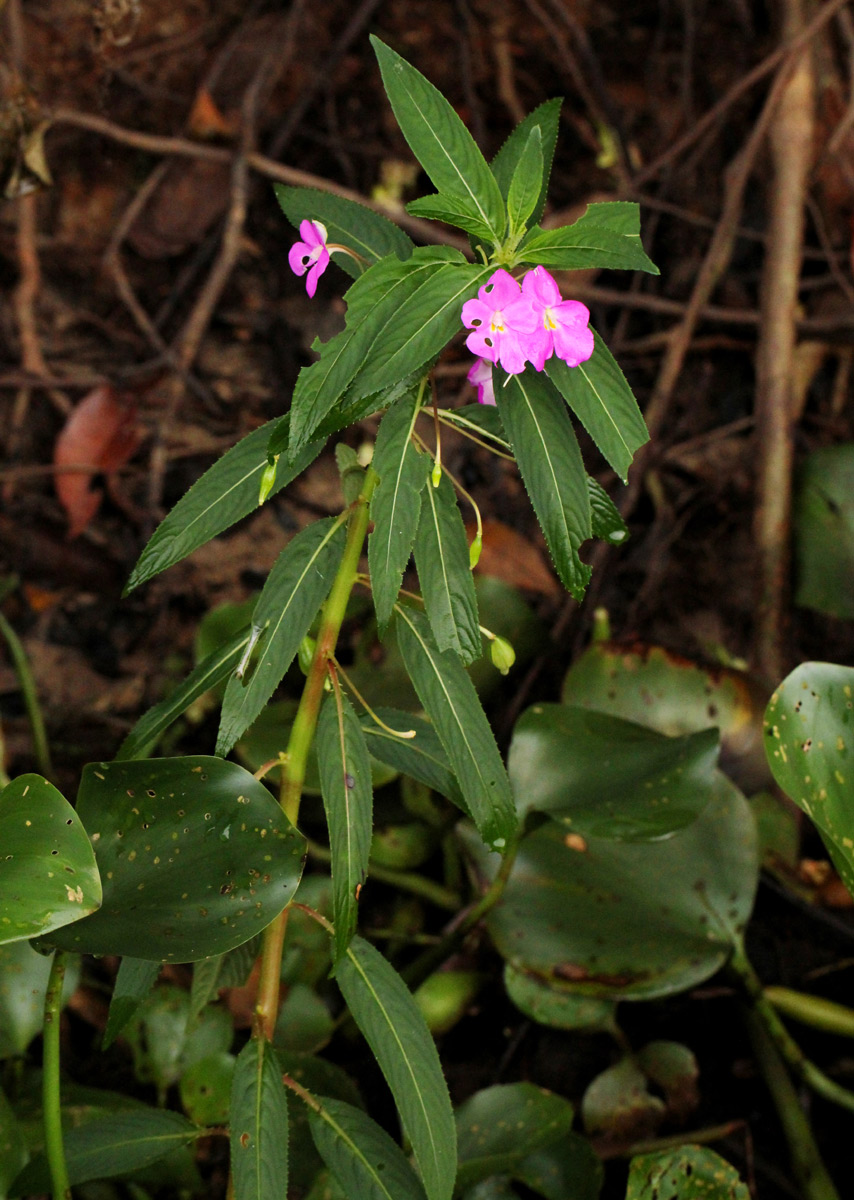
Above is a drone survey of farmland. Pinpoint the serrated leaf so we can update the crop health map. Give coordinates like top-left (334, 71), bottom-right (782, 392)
top-left (316, 693), bottom-right (373, 962)
top-left (547, 331), bottom-right (648, 482)
top-left (10, 1109), bottom-right (201, 1193)
top-left (336, 936), bottom-right (456, 1200)
top-left (0, 774), bottom-right (101, 944)
top-left (587, 477), bottom-right (628, 545)
top-left (359, 708), bottom-right (465, 810)
top-left (230, 1038), bottom-right (288, 1200)
top-left (490, 99), bottom-right (562, 228)
top-left (217, 519), bottom-right (347, 756)
top-left (308, 1095), bottom-right (428, 1200)
top-left (506, 127), bottom-right (544, 236)
top-left (406, 193), bottom-right (496, 242)
top-left (368, 389), bottom-right (431, 628)
top-left (414, 474), bottom-right (480, 663)
top-left (441, 403), bottom-right (509, 448)
top-left (496, 371), bottom-right (591, 601)
top-left (275, 185), bottom-right (414, 279)
top-left (626, 1147), bottom-right (749, 1199)
top-left (395, 607), bottom-right (516, 850)
top-left (125, 418), bottom-right (324, 593)
top-left (371, 36), bottom-right (505, 241)
top-left (520, 202), bottom-right (659, 274)
top-left (455, 1083), bottom-right (574, 1191)
top-left (102, 957), bottom-right (161, 1049)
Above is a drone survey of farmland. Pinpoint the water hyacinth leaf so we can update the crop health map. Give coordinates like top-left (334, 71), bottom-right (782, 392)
top-left (117, 628), bottom-right (252, 760)
top-left (371, 36), bottom-right (505, 241)
top-left (793, 444), bottom-right (854, 618)
top-left (316, 692), bottom-right (373, 963)
top-left (455, 1083), bottom-right (574, 1191)
top-left (0, 941), bottom-right (80, 1058)
top-left (636, 1041), bottom-right (699, 1123)
top-left (464, 779), bottom-right (758, 1001)
top-left (406, 193), bottom-right (497, 243)
top-left (414, 473), bottom-right (481, 664)
top-left (0, 774), bottom-right (101, 944)
top-left (765, 661), bottom-right (854, 894)
top-left (506, 126), bottom-right (544, 236)
top-left (369, 388), bottom-right (431, 628)
top-left (503, 963), bottom-right (617, 1033)
top-left (496, 371), bottom-right (591, 601)
top-left (44, 757), bottom-right (306, 962)
top-left (547, 332), bottom-right (648, 483)
top-left (274, 185), bottom-right (414, 278)
top-left (102, 957), bottom-right (161, 1049)
top-left (359, 708), bottom-right (465, 810)
top-left (217, 518), bottom-right (347, 756)
top-left (513, 1135), bottom-right (603, 1200)
top-left (508, 704), bottom-right (718, 837)
top-left (520, 201), bottom-right (658, 274)
top-left (230, 1038), bottom-right (288, 1200)
top-left (10, 1109), bottom-right (202, 1193)
top-left (396, 606), bottom-right (516, 851)
top-left (336, 936), bottom-right (456, 1200)
top-left (587, 478), bottom-right (628, 545)
top-left (489, 98), bottom-right (562, 228)
top-left (308, 1096), bottom-right (428, 1200)
top-left (125, 418), bottom-right (323, 593)
top-left (582, 1058), bottom-right (665, 1141)
top-left (626, 1146), bottom-right (749, 1200)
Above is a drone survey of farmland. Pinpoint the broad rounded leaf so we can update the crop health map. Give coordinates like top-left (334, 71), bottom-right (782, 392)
top-left (503, 963), bottom-right (616, 1033)
top-left (0, 941), bottom-right (80, 1058)
top-left (44, 757), bottom-right (306, 961)
top-left (456, 1083), bottom-right (574, 1191)
top-left (626, 1146), bottom-right (749, 1199)
top-left (513, 1135), bottom-right (603, 1200)
top-left (581, 1058), bottom-right (664, 1140)
top-left (0, 774), bottom-right (101, 944)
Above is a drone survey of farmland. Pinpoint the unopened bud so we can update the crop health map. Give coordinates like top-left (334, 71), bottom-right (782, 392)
top-left (298, 636), bottom-right (316, 676)
top-left (258, 456), bottom-right (279, 505)
top-left (431, 460), bottom-right (442, 488)
top-left (490, 634), bottom-right (515, 675)
top-left (469, 531), bottom-right (482, 570)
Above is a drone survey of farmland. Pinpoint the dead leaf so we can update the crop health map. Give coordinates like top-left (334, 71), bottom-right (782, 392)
top-left (187, 87), bottom-right (236, 139)
top-left (469, 519), bottom-right (559, 597)
top-left (54, 385), bottom-right (141, 538)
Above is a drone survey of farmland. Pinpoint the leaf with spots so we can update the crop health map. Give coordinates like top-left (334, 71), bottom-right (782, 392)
top-left (765, 661), bottom-right (854, 896)
top-left (41, 757), bottom-right (306, 962)
top-left (626, 1146), bottom-right (749, 1199)
top-left (0, 774), bottom-right (101, 945)
top-left (230, 1038), bottom-right (288, 1200)
top-left (455, 1083), bottom-right (574, 1191)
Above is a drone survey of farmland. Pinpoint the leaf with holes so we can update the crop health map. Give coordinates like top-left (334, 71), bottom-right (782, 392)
top-left (626, 1146), bottom-right (749, 1199)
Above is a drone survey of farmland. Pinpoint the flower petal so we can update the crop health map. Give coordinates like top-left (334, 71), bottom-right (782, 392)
top-left (478, 268), bottom-right (522, 309)
top-left (288, 241), bottom-right (310, 276)
top-left (522, 265), bottom-right (562, 308)
top-left (466, 329), bottom-right (499, 363)
top-left (552, 321), bottom-right (594, 367)
top-left (461, 298), bottom-right (492, 330)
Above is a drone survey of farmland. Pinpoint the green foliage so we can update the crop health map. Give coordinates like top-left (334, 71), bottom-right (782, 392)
top-left (274, 185), bottom-right (414, 277)
top-left (489, 98), bottom-right (562, 230)
top-left (414, 473), bottom-right (481, 663)
top-left (230, 1039), bottom-right (289, 1200)
top-left (625, 1146), bottom-right (750, 1199)
top-left (308, 1097), bottom-right (428, 1200)
top-left (102, 957), bottom-right (160, 1049)
top-left (455, 1084), bottom-right (574, 1190)
top-left (0, 942), bottom-right (79, 1058)
top-left (520, 202), bottom-right (659, 274)
top-left (793, 443), bottom-right (854, 618)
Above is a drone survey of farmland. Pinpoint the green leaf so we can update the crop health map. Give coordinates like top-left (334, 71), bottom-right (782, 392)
top-left (414, 474), bottom-right (480, 664)
top-left (396, 607), bottom-right (516, 851)
top-left (275, 185), bottom-right (414, 278)
top-left (508, 704), bottom-right (719, 837)
top-left (274, 983), bottom-right (334, 1054)
top-left (547, 331), bottom-right (649, 483)
top-left (455, 1083), bottom-right (574, 1191)
top-left (0, 774), bottom-right (101, 944)
top-left (180, 1051), bottom-right (235, 1125)
top-left (117, 628), bottom-right (252, 760)
top-left (513, 1135), bottom-right (603, 1200)
top-left (0, 1087), bottom-right (28, 1198)
top-left (369, 388), bottom-right (431, 628)
top-left (316, 692), bottom-right (373, 962)
top-left (371, 36), bottom-right (505, 241)
top-left (360, 708), bottom-right (465, 810)
top-left (230, 1038), bottom-right (288, 1200)
top-left (520, 202), bottom-right (659, 274)
top-left (10, 1109), bottom-right (201, 1193)
top-left (308, 1096), bottom-right (428, 1200)
top-left (503, 963), bottom-right (617, 1033)
top-left (626, 1147), bottom-right (749, 1199)
top-left (124, 985), bottom-right (232, 1092)
top-left (125, 418), bottom-right (324, 593)
top-left (441, 403), bottom-right (509, 449)
top-left (406, 193), bottom-right (497, 243)
top-left (44, 757), bottom-right (306, 962)
top-left (793, 444), bottom-right (854, 618)
top-left (336, 935), bottom-right (456, 1200)
top-left (581, 1058), bottom-right (665, 1140)
top-left (0, 941), bottom-right (79, 1058)
top-left (102, 957), bottom-right (161, 1049)
top-left (279, 1052), bottom-right (364, 1192)
top-left (217, 518), bottom-right (347, 756)
top-left (588, 478), bottom-right (628, 545)
top-left (489, 99), bottom-right (562, 229)
top-left (506, 127), bottom-right (544, 237)
top-left (496, 371), bottom-right (591, 601)
top-left (464, 780), bottom-right (758, 1001)
top-left (765, 661), bottom-right (854, 894)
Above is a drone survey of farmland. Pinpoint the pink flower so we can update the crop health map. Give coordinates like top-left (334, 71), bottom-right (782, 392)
top-left (521, 266), bottom-right (594, 371)
top-left (288, 219), bottom-right (330, 298)
top-left (461, 269), bottom-right (539, 375)
top-left (467, 357), bottom-right (495, 406)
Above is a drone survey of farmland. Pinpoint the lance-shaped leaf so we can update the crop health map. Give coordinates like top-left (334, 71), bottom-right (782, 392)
top-left (440, 403), bottom-right (508, 448)
top-left (10, 1109), bottom-right (202, 1193)
top-left (308, 1095), bottom-right (428, 1200)
top-left (360, 708), bottom-right (465, 810)
top-left (588, 477), bottom-right (629, 545)
top-left (117, 628), bottom-right (252, 760)
top-left (369, 390), bottom-right (431, 628)
top-left (548, 331), bottom-right (649, 483)
top-left (275, 185), bottom-right (414, 279)
top-left (506, 126), bottom-right (544, 237)
top-left (125, 418), bottom-right (323, 594)
top-left (0, 774), bottom-right (101, 945)
top-left (337, 936), bottom-right (456, 1200)
top-left (489, 99), bottom-right (562, 229)
top-left (496, 371), bottom-right (591, 601)
top-left (395, 607), bottom-right (516, 851)
top-left (217, 518), bottom-right (347, 756)
top-left (413, 474), bottom-right (480, 664)
top-left (520, 201), bottom-right (659, 274)
top-left (103, 957), bottom-right (161, 1049)
top-left (44, 757), bottom-right (306, 962)
top-left (406, 193), bottom-right (497, 243)
top-left (371, 36), bottom-right (505, 242)
top-left (230, 1038), bottom-right (288, 1200)
top-left (316, 692), bottom-right (373, 963)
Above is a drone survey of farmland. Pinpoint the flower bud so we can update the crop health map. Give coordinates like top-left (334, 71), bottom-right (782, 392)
top-left (469, 531), bottom-right (482, 570)
top-left (298, 635), bottom-right (316, 676)
top-left (258, 456), bottom-right (278, 505)
top-left (490, 634), bottom-right (515, 675)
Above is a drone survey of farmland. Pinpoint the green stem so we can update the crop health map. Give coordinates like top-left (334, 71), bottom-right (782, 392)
top-left (0, 609), bottom-right (53, 779)
top-left (304, 838), bottom-right (461, 911)
top-left (43, 950), bottom-right (71, 1200)
top-left (253, 469), bottom-right (379, 1042)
